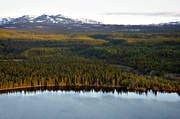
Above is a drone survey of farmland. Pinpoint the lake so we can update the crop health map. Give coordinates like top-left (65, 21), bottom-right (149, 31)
top-left (0, 88), bottom-right (180, 119)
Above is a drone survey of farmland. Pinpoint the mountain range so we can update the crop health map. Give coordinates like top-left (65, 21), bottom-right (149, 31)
top-left (0, 14), bottom-right (101, 25)
top-left (0, 14), bottom-right (180, 32)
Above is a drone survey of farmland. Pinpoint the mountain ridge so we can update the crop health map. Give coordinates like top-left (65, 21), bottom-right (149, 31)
top-left (0, 14), bottom-right (180, 32)
top-left (0, 14), bottom-right (101, 25)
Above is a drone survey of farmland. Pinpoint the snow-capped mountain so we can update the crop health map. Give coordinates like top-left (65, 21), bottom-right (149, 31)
top-left (0, 14), bottom-right (101, 25)
top-left (0, 14), bottom-right (179, 33)
top-left (0, 17), bottom-right (14, 24)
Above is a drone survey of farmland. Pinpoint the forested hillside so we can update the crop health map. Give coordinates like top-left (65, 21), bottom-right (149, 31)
top-left (0, 29), bottom-right (180, 92)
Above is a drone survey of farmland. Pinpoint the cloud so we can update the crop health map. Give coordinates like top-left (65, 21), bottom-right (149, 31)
top-left (104, 11), bottom-right (180, 17)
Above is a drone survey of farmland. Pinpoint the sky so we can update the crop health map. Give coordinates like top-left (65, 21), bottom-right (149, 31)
top-left (0, 0), bottom-right (180, 24)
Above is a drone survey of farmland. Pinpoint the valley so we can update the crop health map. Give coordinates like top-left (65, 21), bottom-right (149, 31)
top-left (0, 29), bottom-right (179, 93)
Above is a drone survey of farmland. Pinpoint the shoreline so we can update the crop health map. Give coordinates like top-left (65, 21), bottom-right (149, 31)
top-left (0, 85), bottom-right (179, 94)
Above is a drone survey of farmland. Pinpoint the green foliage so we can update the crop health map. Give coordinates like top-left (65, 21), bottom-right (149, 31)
top-left (0, 55), bottom-right (179, 91)
top-left (86, 33), bottom-right (180, 74)
top-left (0, 29), bottom-right (180, 92)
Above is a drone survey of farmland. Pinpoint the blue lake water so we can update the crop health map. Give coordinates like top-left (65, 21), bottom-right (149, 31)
top-left (0, 90), bottom-right (180, 119)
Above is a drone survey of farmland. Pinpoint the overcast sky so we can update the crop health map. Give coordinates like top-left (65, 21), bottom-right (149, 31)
top-left (0, 0), bottom-right (180, 24)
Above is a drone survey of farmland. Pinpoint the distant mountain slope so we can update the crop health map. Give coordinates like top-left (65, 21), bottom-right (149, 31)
top-left (0, 14), bottom-right (180, 32)
top-left (0, 14), bottom-right (101, 25)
